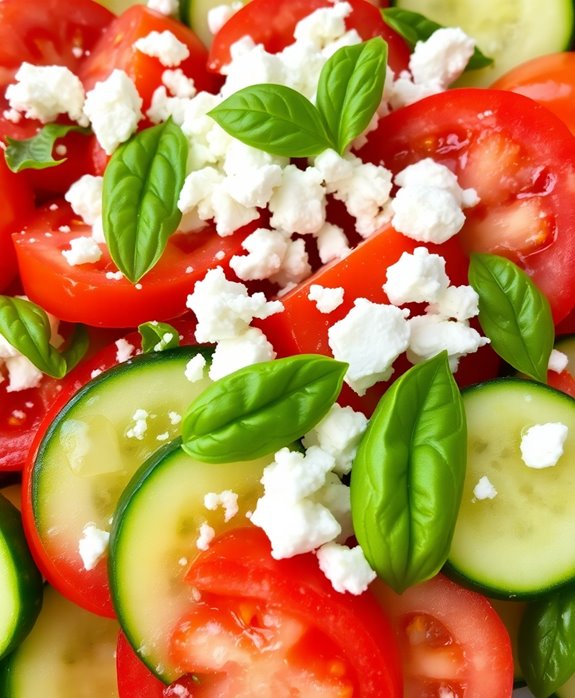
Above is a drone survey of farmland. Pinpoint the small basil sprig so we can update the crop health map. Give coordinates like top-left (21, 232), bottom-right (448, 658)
top-left (519, 586), bottom-right (575, 698)
top-left (350, 352), bottom-right (466, 593)
top-left (381, 8), bottom-right (493, 71)
top-left (469, 253), bottom-right (554, 383)
top-left (102, 118), bottom-right (188, 283)
top-left (5, 124), bottom-right (91, 172)
top-left (181, 354), bottom-right (348, 463)
top-left (209, 37), bottom-right (387, 157)
top-left (0, 296), bottom-right (88, 378)
top-left (138, 321), bottom-right (180, 353)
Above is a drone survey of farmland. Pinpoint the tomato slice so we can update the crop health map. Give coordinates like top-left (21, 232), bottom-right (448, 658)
top-left (175, 527), bottom-right (402, 697)
top-left (372, 574), bottom-right (514, 697)
top-left (14, 201), bottom-right (259, 327)
top-left (117, 631), bottom-right (166, 698)
top-left (359, 88), bottom-right (575, 324)
top-left (208, 0), bottom-right (410, 75)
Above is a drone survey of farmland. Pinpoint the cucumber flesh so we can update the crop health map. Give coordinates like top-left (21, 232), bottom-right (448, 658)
top-left (395, 0), bottom-right (574, 85)
top-left (448, 378), bottom-right (575, 597)
top-left (180, 0), bottom-right (246, 47)
top-left (93, 0), bottom-right (145, 14)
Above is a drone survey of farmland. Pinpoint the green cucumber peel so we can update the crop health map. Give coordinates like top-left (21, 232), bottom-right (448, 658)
top-left (181, 354), bottom-right (348, 463)
top-left (102, 118), bottom-right (188, 283)
top-left (4, 124), bottom-right (91, 172)
top-left (138, 321), bottom-right (180, 353)
top-left (208, 37), bottom-right (387, 157)
top-left (469, 253), bottom-right (554, 383)
top-left (350, 351), bottom-right (466, 593)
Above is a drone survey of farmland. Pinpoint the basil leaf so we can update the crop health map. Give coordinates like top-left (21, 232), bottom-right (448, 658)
top-left (208, 85), bottom-right (333, 157)
top-left (519, 586), bottom-right (575, 698)
top-left (350, 352), bottom-right (466, 593)
top-left (60, 324), bottom-right (90, 373)
top-left (4, 124), bottom-right (91, 172)
top-left (102, 118), bottom-right (188, 283)
top-left (316, 37), bottom-right (387, 154)
top-left (181, 354), bottom-right (348, 463)
top-left (469, 253), bottom-right (554, 383)
top-left (138, 321), bottom-right (180, 353)
top-left (0, 296), bottom-right (70, 378)
top-left (381, 8), bottom-right (493, 71)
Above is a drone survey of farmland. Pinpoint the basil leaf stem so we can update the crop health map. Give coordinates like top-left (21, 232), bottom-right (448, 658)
top-left (381, 8), bottom-right (493, 71)
top-left (138, 321), bottom-right (180, 353)
top-left (5, 124), bottom-right (91, 172)
top-left (519, 586), bottom-right (575, 698)
top-left (350, 352), bottom-right (467, 593)
top-left (181, 355), bottom-right (348, 463)
top-left (469, 253), bottom-right (554, 383)
top-left (0, 296), bottom-right (88, 378)
top-left (102, 118), bottom-right (188, 283)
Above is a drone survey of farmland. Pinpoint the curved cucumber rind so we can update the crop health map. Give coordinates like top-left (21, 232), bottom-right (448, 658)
top-left (0, 585), bottom-right (119, 697)
top-left (448, 378), bottom-right (575, 598)
top-left (394, 0), bottom-right (574, 86)
top-left (0, 494), bottom-right (43, 660)
top-left (110, 437), bottom-right (271, 682)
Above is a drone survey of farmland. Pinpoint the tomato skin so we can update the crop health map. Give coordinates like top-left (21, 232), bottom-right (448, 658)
top-left (359, 88), bottom-right (575, 324)
top-left (14, 202), bottom-right (259, 328)
top-left (372, 573), bottom-right (514, 697)
top-left (492, 53), bottom-right (575, 136)
top-left (208, 0), bottom-right (410, 75)
top-left (117, 631), bottom-right (167, 698)
top-left (182, 526), bottom-right (403, 697)
top-left (79, 5), bottom-right (220, 113)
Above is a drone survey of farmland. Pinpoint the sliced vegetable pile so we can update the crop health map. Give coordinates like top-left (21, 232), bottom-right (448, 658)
top-left (1, 0), bottom-right (575, 696)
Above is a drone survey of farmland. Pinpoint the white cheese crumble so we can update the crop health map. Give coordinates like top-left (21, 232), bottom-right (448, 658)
top-left (208, 2), bottom-right (243, 35)
top-left (548, 349), bottom-right (569, 374)
top-left (78, 523), bottom-right (110, 571)
top-left (196, 522), bottom-right (216, 551)
top-left (134, 30), bottom-right (190, 67)
top-left (520, 422), bottom-right (569, 469)
top-left (147, 0), bottom-right (179, 16)
top-left (61, 236), bottom-right (102, 266)
top-left (208, 327), bottom-right (276, 381)
top-left (473, 475), bottom-right (497, 501)
top-left (64, 174), bottom-right (104, 235)
top-left (384, 247), bottom-right (449, 305)
top-left (203, 490), bottom-right (239, 522)
top-left (126, 409), bottom-right (150, 440)
top-left (115, 338), bottom-right (135, 363)
top-left (308, 284), bottom-right (344, 314)
top-left (184, 353), bottom-right (207, 382)
top-left (162, 69), bottom-right (196, 98)
top-left (316, 542), bottom-right (376, 595)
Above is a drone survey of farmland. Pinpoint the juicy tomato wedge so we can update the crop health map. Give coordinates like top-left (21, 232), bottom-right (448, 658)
top-left (208, 0), bottom-right (410, 74)
top-left (359, 88), bottom-right (575, 324)
top-left (117, 631), bottom-right (166, 698)
top-left (372, 573), bottom-right (514, 697)
top-left (14, 201), bottom-right (259, 327)
top-left (79, 5), bottom-right (220, 113)
top-left (170, 526), bottom-right (402, 697)
top-left (492, 53), bottom-right (575, 135)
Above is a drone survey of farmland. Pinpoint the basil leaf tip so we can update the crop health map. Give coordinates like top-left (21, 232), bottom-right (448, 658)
top-left (181, 354), bottom-right (348, 463)
top-left (5, 123), bottom-right (91, 173)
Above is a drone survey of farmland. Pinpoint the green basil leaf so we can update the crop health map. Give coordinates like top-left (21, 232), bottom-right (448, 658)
top-left (4, 124), bottom-right (91, 172)
top-left (60, 324), bottom-right (90, 373)
top-left (208, 85), bottom-right (333, 157)
top-left (381, 8), bottom-right (493, 71)
top-left (102, 118), bottom-right (188, 283)
top-left (350, 352), bottom-right (466, 593)
top-left (469, 253), bottom-right (554, 383)
top-left (181, 354), bottom-right (348, 463)
top-left (138, 321), bottom-right (180, 353)
top-left (519, 586), bottom-right (575, 697)
top-left (316, 37), bottom-right (387, 154)
top-left (0, 296), bottom-right (67, 378)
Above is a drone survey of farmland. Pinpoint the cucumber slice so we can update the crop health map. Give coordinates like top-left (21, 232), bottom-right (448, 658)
top-left (93, 0), bottom-right (144, 14)
top-left (31, 347), bottom-right (213, 599)
top-left (394, 0), bottom-right (574, 85)
top-left (110, 438), bottom-right (271, 682)
top-left (448, 378), bottom-right (575, 597)
top-left (0, 494), bottom-right (43, 660)
top-left (180, 0), bottom-right (246, 47)
top-left (0, 585), bottom-right (118, 697)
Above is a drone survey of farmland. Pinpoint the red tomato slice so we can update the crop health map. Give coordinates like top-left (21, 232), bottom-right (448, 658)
top-left (79, 5), bottom-right (220, 113)
top-left (14, 201), bottom-right (258, 328)
top-left (372, 573), bottom-right (514, 697)
top-left (208, 0), bottom-right (410, 75)
top-left (176, 526), bottom-right (402, 697)
top-left (492, 53), bottom-right (575, 136)
top-left (359, 88), bottom-right (575, 324)
top-left (117, 631), bottom-right (167, 698)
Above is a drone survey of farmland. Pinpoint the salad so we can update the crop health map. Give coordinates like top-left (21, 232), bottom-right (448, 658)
top-left (0, 0), bottom-right (575, 695)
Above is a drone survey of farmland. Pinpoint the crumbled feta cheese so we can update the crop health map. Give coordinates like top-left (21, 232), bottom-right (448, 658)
top-left (126, 409), bottom-right (150, 440)
top-left (308, 284), bottom-right (344, 313)
top-left (209, 327), bottom-right (276, 381)
top-left (115, 338), bottom-right (135, 363)
top-left (315, 222), bottom-right (351, 264)
top-left (269, 238), bottom-right (311, 291)
top-left (162, 68), bottom-right (196, 98)
top-left (203, 490), bottom-right (239, 522)
top-left (520, 422), bottom-right (569, 469)
top-left (6, 63), bottom-right (87, 125)
top-left (394, 158), bottom-right (479, 209)
top-left (147, 86), bottom-right (190, 125)
top-left (409, 28), bottom-right (475, 89)
top-left (208, 2), bottom-right (243, 35)
top-left (548, 349), bottom-right (569, 374)
top-left (185, 353), bottom-right (207, 382)
top-left (315, 472), bottom-right (353, 541)
top-left (261, 446), bottom-right (335, 501)
top-left (196, 522), bottom-right (216, 551)
top-left (316, 543), bottom-right (376, 595)
top-left (78, 523), bottom-right (110, 571)
top-left (328, 299), bottom-right (410, 395)
top-left (62, 236), bottom-right (102, 266)
top-left (269, 165), bottom-right (326, 235)
top-left (391, 186), bottom-right (466, 244)
top-left (83, 70), bottom-right (143, 154)
top-left (473, 475), bottom-right (497, 501)
top-left (229, 228), bottom-right (288, 281)
top-left (383, 247), bottom-right (449, 305)
top-left (169, 411), bottom-right (182, 425)
top-left (147, 0), bottom-right (179, 16)
top-left (134, 30), bottom-right (190, 67)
